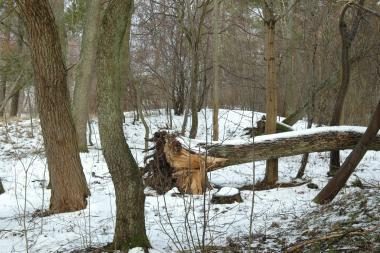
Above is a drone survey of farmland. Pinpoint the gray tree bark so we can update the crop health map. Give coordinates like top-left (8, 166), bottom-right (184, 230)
top-left (96, 0), bottom-right (150, 250)
top-left (72, 0), bottom-right (102, 152)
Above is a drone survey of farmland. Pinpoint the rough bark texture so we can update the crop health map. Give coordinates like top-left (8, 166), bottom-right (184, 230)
top-left (96, 0), bottom-right (150, 250)
top-left (72, 0), bottom-right (102, 152)
top-left (207, 128), bottom-right (380, 167)
top-left (329, 0), bottom-right (365, 175)
top-left (263, 1), bottom-right (278, 185)
top-left (49, 0), bottom-right (66, 60)
top-left (315, 100), bottom-right (380, 204)
top-left (16, 0), bottom-right (90, 213)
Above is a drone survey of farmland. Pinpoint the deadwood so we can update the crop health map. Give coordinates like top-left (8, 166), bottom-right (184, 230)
top-left (145, 127), bottom-right (379, 194)
top-left (207, 127), bottom-right (380, 167)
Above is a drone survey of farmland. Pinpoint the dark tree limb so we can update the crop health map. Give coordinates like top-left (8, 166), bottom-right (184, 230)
top-left (329, 0), bottom-right (365, 175)
top-left (0, 178), bottom-right (4, 195)
top-left (314, 101), bottom-right (380, 204)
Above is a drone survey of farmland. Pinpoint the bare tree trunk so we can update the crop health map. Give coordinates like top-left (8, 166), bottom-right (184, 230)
top-left (315, 100), bottom-right (380, 204)
top-left (9, 91), bottom-right (19, 117)
top-left (263, 1), bottom-right (279, 185)
top-left (0, 178), bottom-right (4, 195)
top-left (295, 118), bottom-right (313, 178)
top-left (189, 46), bottom-right (199, 138)
top-left (181, 93), bottom-right (191, 135)
top-left (72, 0), bottom-right (102, 152)
top-left (0, 75), bottom-right (7, 118)
top-left (96, 0), bottom-right (150, 250)
top-left (16, 0), bottom-right (90, 213)
top-left (212, 0), bottom-right (221, 141)
top-left (10, 17), bottom-right (24, 118)
top-left (133, 80), bottom-right (149, 152)
top-left (329, 0), bottom-right (365, 175)
top-left (0, 0), bottom-right (11, 117)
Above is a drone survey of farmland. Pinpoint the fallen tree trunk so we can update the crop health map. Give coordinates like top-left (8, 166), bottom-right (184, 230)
top-left (144, 127), bottom-right (379, 194)
top-left (207, 126), bottom-right (380, 167)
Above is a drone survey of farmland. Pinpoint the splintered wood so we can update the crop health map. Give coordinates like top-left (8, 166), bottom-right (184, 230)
top-left (144, 131), bottom-right (228, 194)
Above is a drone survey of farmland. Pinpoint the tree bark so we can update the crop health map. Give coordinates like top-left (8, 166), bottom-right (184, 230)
top-left (206, 127), bottom-right (380, 167)
top-left (212, 0), bottom-right (220, 141)
top-left (9, 17), bottom-right (24, 118)
top-left (314, 100), bottom-right (380, 204)
top-left (49, 0), bottom-right (66, 60)
top-left (150, 127), bottom-right (380, 194)
top-left (329, 0), bottom-right (365, 175)
top-left (96, 0), bottom-right (150, 250)
top-left (189, 44), bottom-right (199, 138)
top-left (72, 0), bottom-right (102, 152)
top-left (0, 178), bottom-right (4, 195)
top-left (16, 0), bottom-right (90, 213)
top-left (0, 0), bottom-right (11, 117)
top-left (263, 0), bottom-right (279, 185)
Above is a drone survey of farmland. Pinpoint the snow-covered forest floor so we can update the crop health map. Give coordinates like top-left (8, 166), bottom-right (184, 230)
top-left (0, 109), bottom-right (379, 252)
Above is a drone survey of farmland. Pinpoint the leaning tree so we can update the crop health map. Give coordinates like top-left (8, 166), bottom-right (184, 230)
top-left (96, 0), bottom-right (150, 250)
top-left (15, 0), bottom-right (90, 213)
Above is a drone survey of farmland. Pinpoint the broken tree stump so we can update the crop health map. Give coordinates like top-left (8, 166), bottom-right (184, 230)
top-left (211, 187), bottom-right (243, 204)
top-left (143, 131), bottom-right (228, 194)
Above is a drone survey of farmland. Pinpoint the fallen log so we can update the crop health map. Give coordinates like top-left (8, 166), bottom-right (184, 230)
top-left (144, 126), bottom-right (379, 194)
top-left (208, 126), bottom-right (380, 167)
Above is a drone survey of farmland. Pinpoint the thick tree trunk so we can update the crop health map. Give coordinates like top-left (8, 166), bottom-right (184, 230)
top-left (16, 0), bottom-right (90, 213)
top-left (96, 0), bottom-right (150, 250)
top-left (263, 1), bottom-right (278, 185)
top-left (314, 100), bottom-right (380, 204)
top-left (72, 0), bottom-right (102, 152)
top-left (329, 0), bottom-right (365, 175)
top-left (206, 127), bottom-right (380, 166)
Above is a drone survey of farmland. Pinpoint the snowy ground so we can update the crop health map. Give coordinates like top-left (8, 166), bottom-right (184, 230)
top-left (0, 109), bottom-right (379, 252)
